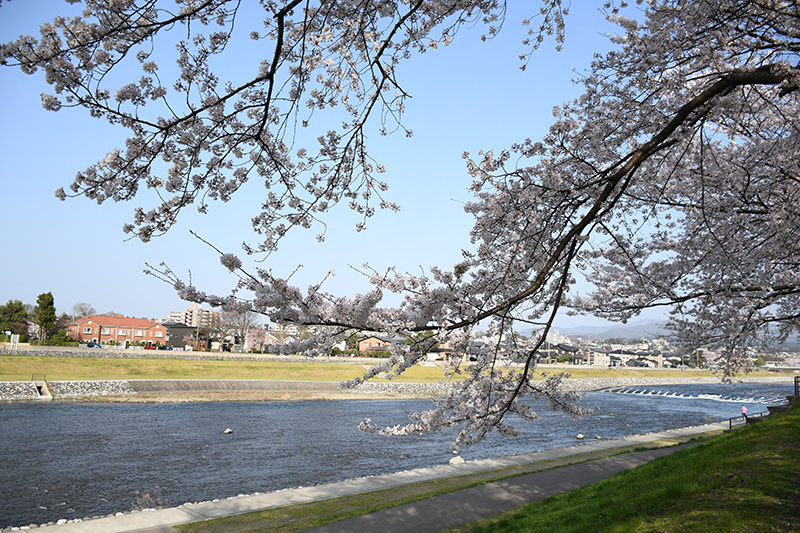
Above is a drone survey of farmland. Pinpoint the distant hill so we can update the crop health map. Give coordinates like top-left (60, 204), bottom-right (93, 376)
top-left (543, 320), bottom-right (668, 340)
top-left (523, 320), bottom-right (799, 347)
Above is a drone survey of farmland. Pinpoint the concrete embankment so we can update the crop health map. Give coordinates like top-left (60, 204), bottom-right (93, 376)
top-left (1, 376), bottom-right (793, 402)
top-left (129, 379), bottom-right (453, 397)
top-left (0, 381), bottom-right (136, 401)
top-left (0, 381), bottom-right (41, 400)
top-left (0, 379), bottom-right (452, 401)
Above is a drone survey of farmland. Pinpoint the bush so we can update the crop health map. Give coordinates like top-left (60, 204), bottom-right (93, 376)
top-left (361, 350), bottom-right (392, 358)
top-left (331, 348), bottom-right (360, 357)
top-left (42, 329), bottom-right (77, 346)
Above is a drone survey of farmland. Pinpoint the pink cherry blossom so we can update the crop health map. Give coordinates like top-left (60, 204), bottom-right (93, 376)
top-left (4, 0), bottom-right (798, 446)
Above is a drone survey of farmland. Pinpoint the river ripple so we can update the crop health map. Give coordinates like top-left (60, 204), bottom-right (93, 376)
top-left (0, 381), bottom-right (792, 528)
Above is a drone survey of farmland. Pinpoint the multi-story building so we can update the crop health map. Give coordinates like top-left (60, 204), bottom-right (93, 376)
top-left (162, 310), bottom-right (187, 324)
top-left (186, 303), bottom-right (218, 329)
top-left (270, 323), bottom-right (300, 336)
top-left (160, 303), bottom-right (219, 329)
top-left (68, 315), bottom-right (168, 347)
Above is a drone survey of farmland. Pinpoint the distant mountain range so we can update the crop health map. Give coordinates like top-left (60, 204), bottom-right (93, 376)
top-left (523, 320), bottom-right (798, 347)
top-left (538, 320), bottom-right (669, 340)
top-left (516, 320), bottom-right (667, 340)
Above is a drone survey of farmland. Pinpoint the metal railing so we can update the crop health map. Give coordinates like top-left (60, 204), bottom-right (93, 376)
top-left (728, 410), bottom-right (769, 431)
top-left (728, 379), bottom-right (797, 431)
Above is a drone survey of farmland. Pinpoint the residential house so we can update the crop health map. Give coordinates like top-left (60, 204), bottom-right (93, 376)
top-left (435, 339), bottom-right (490, 363)
top-left (160, 321), bottom-right (203, 351)
top-left (358, 335), bottom-right (406, 353)
top-left (69, 315), bottom-right (168, 347)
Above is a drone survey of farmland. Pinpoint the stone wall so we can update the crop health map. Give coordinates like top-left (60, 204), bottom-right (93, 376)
top-left (128, 379), bottom-right (342, 393)
top-left (0, 382), bottom-right (40, 401)
top-left (0, 379), bottom-right (451, 400)
top-left (354, 381), bottom-right (453, 396)
top-left (0, 374), bottom-right (792, 402)
top-left (47, 381), bottom-right (136, 398)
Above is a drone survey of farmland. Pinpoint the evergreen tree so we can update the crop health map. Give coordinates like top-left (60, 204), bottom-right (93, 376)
top-left (35, 292), bottom-right (57, 344)
top-left (0, 299), bottom-right (28, 336)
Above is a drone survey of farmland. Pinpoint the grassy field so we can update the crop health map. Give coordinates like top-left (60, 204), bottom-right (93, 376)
top-left (0, 354), bottom-right (439, 382)
top-left (174, 403), bottom-right (799, 533)
top-left (1, 353), bottom-right (790, 383)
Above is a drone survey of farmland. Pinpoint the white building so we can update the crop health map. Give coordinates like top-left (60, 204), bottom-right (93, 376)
top-left (160, 303), bottom-right (219, 329)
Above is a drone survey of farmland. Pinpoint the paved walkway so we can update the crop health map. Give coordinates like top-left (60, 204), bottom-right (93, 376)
top-left (302, 444), bottom-right (694, 533)
top-left (33, 421), bottom-right (728, 533)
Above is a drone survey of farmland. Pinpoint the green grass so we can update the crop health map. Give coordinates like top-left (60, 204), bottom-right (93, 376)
top-left (0, 355), bottom-right (358, 381)
top-left (0, 354), bottom-right (461, 382)
top-left (447, 403), bottom-right (800, 533)
top-left (5, 353), bottom-right (781, 383)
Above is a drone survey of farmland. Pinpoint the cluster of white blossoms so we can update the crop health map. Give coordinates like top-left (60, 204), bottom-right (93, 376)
top-left (4, 0), bottom-right (798, 446)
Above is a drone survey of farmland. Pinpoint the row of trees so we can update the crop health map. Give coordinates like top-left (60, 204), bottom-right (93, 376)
top-left (0, 295), bottom-right (263, 350)
top-left (0, 293), bottom-right (57, 343)
top-left (0, 297), bottom-right (103, 345)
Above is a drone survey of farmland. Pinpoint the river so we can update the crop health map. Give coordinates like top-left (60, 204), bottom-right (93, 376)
top-left (0, 381), bottom-right (792, 528)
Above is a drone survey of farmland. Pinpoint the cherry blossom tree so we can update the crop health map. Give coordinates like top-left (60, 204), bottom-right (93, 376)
top-left (2, 0), bottom-right (798, 447)
top-left (218, 308), bottom-right (262, 347)
top-left (245, 328), bottom-right (269, 353)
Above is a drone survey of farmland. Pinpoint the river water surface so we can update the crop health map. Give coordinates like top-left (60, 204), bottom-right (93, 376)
top-left (0, 381), bottom-right (792, 528)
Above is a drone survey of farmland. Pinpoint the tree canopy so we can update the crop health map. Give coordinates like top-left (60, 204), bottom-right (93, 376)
top-left (0, 299), bottom-right (29, 335)
top-left (35, 292), bottom-right (57, 342)
top-left (3, 0), bottom-right (798, 447)
top-left (218, 308), bottom-right (262, 347)
top-left (71, 302), bottom-right (96, 319)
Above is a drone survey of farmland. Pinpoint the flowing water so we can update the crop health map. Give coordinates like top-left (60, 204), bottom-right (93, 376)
top-left (0, 381), bottom-right (791, 528)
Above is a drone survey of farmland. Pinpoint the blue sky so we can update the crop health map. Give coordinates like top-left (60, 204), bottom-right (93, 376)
top-left (0, 1), bottom-right (659, 327)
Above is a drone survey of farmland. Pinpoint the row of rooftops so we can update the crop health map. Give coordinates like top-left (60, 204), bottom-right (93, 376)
top-left (68, 314), bottom-right (163, 329)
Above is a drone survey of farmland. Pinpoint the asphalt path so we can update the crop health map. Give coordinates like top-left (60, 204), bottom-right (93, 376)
top-left (301, 444), bottom-right (693, 533)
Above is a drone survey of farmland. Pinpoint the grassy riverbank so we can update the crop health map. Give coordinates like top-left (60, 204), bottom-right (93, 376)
top-left (1, 353), bottom-right (774, 383)
top-left (450, 401), bottom-right (800, 533)
top-left (177, 402), bottom-right (799, 533)
top-left (0, 354), bottom-right (441, 382)
top-left (3, 353), bottom-right (793, 402)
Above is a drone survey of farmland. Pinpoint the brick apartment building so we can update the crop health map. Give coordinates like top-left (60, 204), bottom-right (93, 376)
top-left (68, 315), bottom-right (168, 347)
